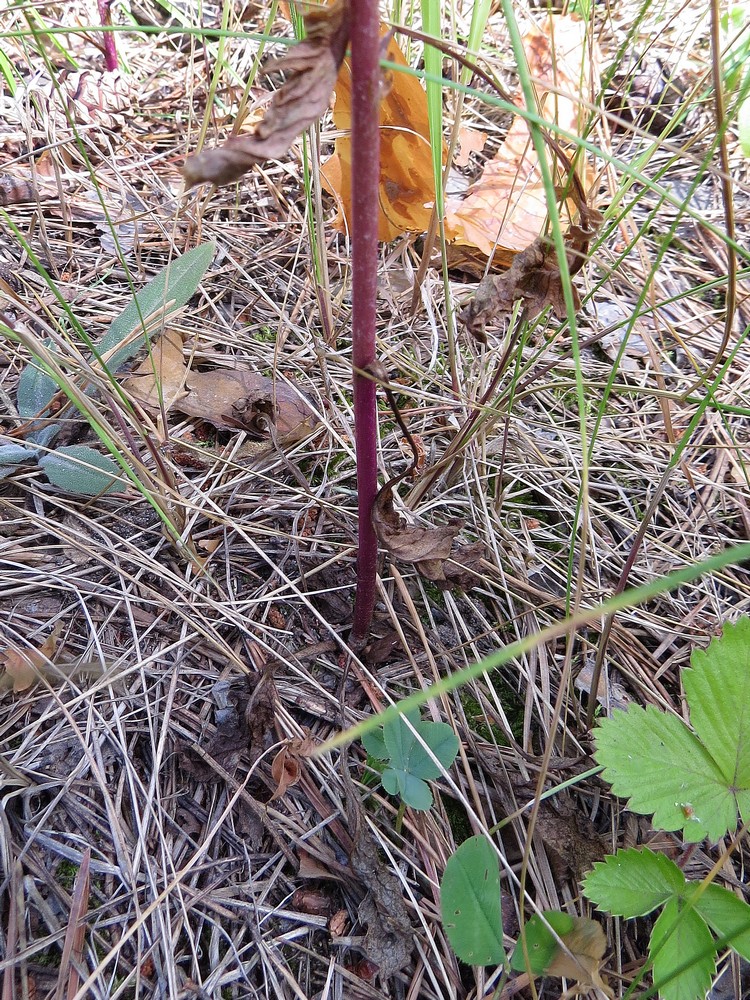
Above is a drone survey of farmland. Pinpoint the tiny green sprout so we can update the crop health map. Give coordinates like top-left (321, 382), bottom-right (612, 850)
top-left (361, 707), bottom-right (459, 811)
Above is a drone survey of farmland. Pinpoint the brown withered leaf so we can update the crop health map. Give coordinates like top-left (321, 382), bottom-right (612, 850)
top-left (183, 0), bottom-right (351, 188)
top-left (123, 334), bottom-right (320, 444)
top-left (182, 671), bottom-right (277, 780)
top-left (546, 916), bottom-right (613, 999)
top-left (460, 236), bottom-right (578, 337)
top-left (181, 370), bottom-right (319, 442)
top-left (445, 15), bottom-right (600, 270)
top-left (0, 624), bottom-right (104, 693)
top-left (0, 631), bottom-right (58, 692)
top-left (372, 482), bottom-right (486, 590)
top-left (122, 328), bottom-right (188, 414)
top-left (268, 735), bottom-right (315, 801)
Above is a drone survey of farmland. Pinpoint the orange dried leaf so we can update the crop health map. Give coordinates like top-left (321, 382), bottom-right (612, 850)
top-left (182, 0), bottom-right (351, 187)
top-left (321, 28), bottom-right (444, 240)
top-left (445, 15), bottom-right (600, 265)
top-left (1, 629), bottom-right (59, 693)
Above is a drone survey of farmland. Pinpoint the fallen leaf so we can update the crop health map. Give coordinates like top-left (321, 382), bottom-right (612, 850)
top-left (372, 481), bottom-right (486, 589)
top-left (181, 671), bottom-right (277, 780)
top-left (348, 799), bottom-right (413, 979)
top-left (546, 917), bottom-right (612, 997)
top-left (180, 369), bottom-right (319, 441)
top-left (0, 622), bottom-right (102, 694)
top-left (291, 888), bottom-right (331, 917)
top-left (123, 334), bottom-right (320, 444)
top-left (182, 0), bottom-right (352, 187)
top-left (453, 125), bottom-right (487, 168)
top-left (321, 26), bottom-right (444, 240)
top-left (445, 15), bottom-right (601, 268)
top-left (268, 735), bottom-right (315, 801)
top-left (122, 328), bottom-right (188, 414)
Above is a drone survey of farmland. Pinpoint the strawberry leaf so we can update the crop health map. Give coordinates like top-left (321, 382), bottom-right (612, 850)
top-left (583, 848), bottom-right (686, 918)
top-left (594, 618), bottom-right (750, 842)
top-left (693, 883), bottom-right (750, 962)
top-left (650, 897), bottom-right (715, 1000)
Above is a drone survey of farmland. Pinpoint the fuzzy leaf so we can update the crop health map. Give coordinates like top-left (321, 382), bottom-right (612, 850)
top-left (39, 445), bottom-right (123, 495)
top-left (17, 359), bottom-right (58, 418)
top-left (98, 243), bottom-right (216, 373)
top-left (693, 883), bottom-right (750, 961)
top-left (650, 897), bottom-right (715, 1000)
top-left (583, 848), bottom-right (686, 918)
top-left (0, 443), bottom-right (37, 466)
top-left (595, 703), bottom-right (740, 842)
top-left (27, 424), bottom-right (60, 449)
top-left (440, 836), bottom-right (505, 966)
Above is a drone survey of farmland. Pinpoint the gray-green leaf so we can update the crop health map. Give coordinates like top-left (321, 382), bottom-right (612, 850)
top-left (17, 360), bottom-right (59, 418)
top-left (39, 445), bottom-right (124, 495)
top-left (97, 242), bottom-right (216, 373)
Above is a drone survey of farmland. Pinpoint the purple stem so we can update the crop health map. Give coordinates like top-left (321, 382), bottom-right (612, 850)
top-left (349, 0), bottom-right (381, 645)
top-left (97, 0), bottom-right (118, 72)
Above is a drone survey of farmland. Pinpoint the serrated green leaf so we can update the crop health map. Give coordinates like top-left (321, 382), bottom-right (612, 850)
top-left (39, 446), bottom-right (123, 495)
top-left (650, 897), bottom-right (715, 1000)
top-left (583, 848), bottom-right (686, 918)
top-left (98, 243), bottom-right (215, 373)
top-left (510, 911), bottom-right (574, 973)
top-left (693, 883), bottom-right (750, 961)
top-left (17, 360), bottom-right (58, 418)
top-left (440, 836), bottom-right (505, 966)
top-left (595, 704), bottom-right (738, 841)
top-left (0, 443), bottom-right (37, 465)
top-left (686, 619), bottom-right (750, 794)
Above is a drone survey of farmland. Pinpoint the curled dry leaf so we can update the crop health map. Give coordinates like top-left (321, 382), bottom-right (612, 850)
top-left (182, 0), bottom-right (351, 188)
top-left (372, 481), bottom-right (486, 590)
top-left (269, 734), bottom-right (316, 801)
top-left (180, 369), bottom-right (319, 441)
top-left (445, 15), bottom-right (601, 270)
top-left (123, 331), bottom-right (320, 444)
top-left (460, 205), bottom-right (603, 337)
top-left (546, 917), bottom-right (613, 998)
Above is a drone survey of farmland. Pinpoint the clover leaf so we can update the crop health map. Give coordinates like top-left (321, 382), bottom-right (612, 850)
top-left (362, 708), bottom-right (459, 810)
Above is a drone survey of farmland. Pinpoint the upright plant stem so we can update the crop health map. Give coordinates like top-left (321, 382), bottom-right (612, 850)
top-left (350, 0), bottom-right (381, 644)
top-left (97, 0), bottom-right (118, 72)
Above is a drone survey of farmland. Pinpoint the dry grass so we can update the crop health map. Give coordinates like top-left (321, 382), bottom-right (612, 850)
top-left (1, 0), bottom-right (749, 998)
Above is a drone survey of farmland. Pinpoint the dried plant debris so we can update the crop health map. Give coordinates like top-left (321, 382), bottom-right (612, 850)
top-left (346, 782), bottom-right (413, 981)
top-left (460, 208), bottom-right (603, 338)
top-left (182, 670), bottom-right (278, 780)
top-left (124, 330), bottom-right (320, 442)
top-left (182, 0), bottom-right (352, 187)
top-left (372, 480), bottom-right (486, 589)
